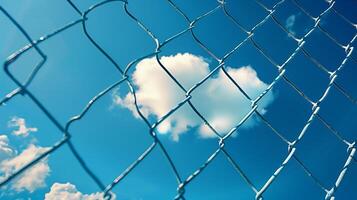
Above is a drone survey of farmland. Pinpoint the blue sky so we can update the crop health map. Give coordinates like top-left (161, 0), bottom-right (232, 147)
top-left (0, 0), bottom-right (356, 199)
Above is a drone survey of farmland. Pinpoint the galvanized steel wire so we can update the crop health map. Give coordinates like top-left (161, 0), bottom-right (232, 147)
top-left (0, 0), bottom-right (356, 199)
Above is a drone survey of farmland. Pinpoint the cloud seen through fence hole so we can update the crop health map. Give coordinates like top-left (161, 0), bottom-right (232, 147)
top-left (113, 53), bottom-right (275, 141)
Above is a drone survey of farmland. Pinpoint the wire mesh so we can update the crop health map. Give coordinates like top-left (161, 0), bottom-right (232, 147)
top-left (0, 0), bottom-right (356, 199)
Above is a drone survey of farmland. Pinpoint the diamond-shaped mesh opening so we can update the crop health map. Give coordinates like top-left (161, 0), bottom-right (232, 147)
top-left (224, 113), bottom-right (288, 189)
top-left (192, 8), bottom-right (247, 58)
top-left (263, 158), bottom-right (326, 200)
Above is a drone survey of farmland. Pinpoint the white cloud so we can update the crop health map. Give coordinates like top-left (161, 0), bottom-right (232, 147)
top-left (45, 182), bottom-right (115, 200)
top-left (285, 14), bottom-right (297, 36)
top-left (114, 53), bottom-right (275, 141)
top-left (0, 144), bottom-right (50, 192)
top-left (8, 117), bottom-right (38, 137)
top-left (0, 135), bottom-right (14, 160)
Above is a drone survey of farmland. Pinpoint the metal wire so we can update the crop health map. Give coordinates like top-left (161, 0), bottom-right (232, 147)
top-left (0, 0), bottom-right (356, 199)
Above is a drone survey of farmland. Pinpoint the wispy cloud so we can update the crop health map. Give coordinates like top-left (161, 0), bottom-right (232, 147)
top-left (113, 53), bottom-right (275, 141)
top-left (285, 14), bottom-right (297, 36)
top-left (45, 182), bottom-right (115, 200)
top-left (8, 117), bottom-right (38, 137)
top-left (0, 144), bottom-right (50, 193)
top-left (0, 135), bottom-right (14, 160)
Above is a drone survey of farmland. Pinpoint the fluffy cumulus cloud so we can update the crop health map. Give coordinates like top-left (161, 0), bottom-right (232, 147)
top-left (45, 182), bottom-right (115, 200)
top-left (0, 144), bottom-right (50, 192)
top-left (8, 117), bottom-right (38, 137)
top-left (114, 53), bottom-right (275, 141)
top-left (0, 135), bottom-right (14, 160)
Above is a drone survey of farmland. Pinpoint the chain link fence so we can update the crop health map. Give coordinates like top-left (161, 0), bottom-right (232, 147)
top-left (0, 0), bottom-right (356, 199)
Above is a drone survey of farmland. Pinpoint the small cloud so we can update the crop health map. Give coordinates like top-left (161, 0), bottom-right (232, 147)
top-left (0, 144), bottom-right (50, 193)
top-left (44, 182), bottom-right (116, 200)
top-left (8, 117), bottom-right (38, 137)
top-left (113, 53), bottom-right (275, 141)
top-left (0, 135), bottom-right (14, 160)
top-left (285, 14), bottom-right (301, 36)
